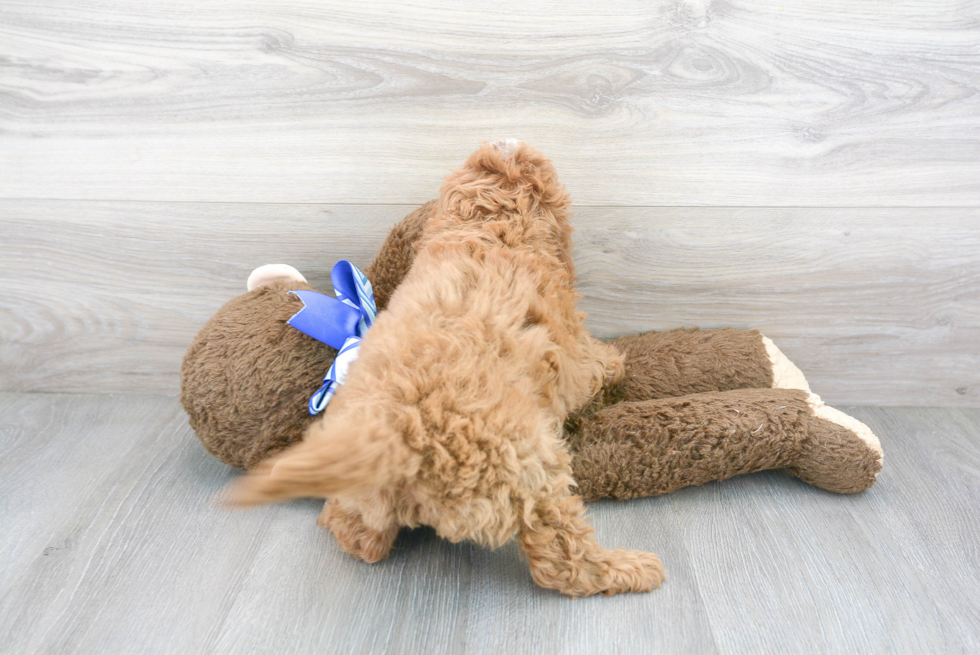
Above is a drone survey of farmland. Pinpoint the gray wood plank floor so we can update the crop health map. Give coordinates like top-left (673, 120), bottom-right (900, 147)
top-left (1, 393), bottom-right (978, 654)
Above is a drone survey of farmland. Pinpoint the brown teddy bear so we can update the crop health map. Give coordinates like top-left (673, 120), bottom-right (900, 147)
top-left (181, 202), bottom-right (882, 501)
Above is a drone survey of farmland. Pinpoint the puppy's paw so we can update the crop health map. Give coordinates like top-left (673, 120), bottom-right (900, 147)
top-left (321, 501), bottom-right (398, 564)
top-left (317, 501), bottom-right (333, 529)
top-left (338, 528), bottom-right (398, 564)
top-left (598, 549), bottom-right (666, 596)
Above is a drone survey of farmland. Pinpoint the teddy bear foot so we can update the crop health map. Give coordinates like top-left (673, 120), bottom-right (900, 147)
top-left (762, 336), bottom-right (811, 392)
top-left (788, 393), bottom-right (883, 494)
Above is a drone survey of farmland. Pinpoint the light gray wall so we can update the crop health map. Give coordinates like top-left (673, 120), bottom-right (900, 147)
top-left (1, 0), bottom-right (978, 405)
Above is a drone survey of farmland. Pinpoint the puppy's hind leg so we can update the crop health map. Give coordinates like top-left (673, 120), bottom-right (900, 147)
top-left (319, 496), bottom-right (400, 564)
top-left (518, 490), bottom-right (664, 597)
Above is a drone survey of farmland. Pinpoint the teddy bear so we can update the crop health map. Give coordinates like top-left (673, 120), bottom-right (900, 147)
top-left (181, 201), bottom-right (883, 502)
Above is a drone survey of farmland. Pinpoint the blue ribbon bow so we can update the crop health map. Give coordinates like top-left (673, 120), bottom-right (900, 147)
top-left (287, 260), bottom-right (377, 415)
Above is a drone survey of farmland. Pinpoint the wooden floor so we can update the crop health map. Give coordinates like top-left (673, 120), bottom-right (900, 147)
top-left (0, 393), bottom-right (977, 654)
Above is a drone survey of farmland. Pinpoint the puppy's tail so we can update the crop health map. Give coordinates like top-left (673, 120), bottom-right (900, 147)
top-left (225, 409), bottom-right (413, 506)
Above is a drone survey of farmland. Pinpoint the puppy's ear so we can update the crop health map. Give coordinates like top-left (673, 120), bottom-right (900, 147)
top-left (223, 410), bottom-right (410, 507)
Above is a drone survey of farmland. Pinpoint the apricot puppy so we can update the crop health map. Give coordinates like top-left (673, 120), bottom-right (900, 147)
top-left (228, 141), bottom-right (665, 597)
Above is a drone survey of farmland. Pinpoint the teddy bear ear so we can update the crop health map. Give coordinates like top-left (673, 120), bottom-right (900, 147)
top-left (246, 264), bottom-right (308, 291)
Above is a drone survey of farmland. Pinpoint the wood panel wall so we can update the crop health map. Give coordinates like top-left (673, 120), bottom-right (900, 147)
top-left (1, 0), bottom-right (978, 405)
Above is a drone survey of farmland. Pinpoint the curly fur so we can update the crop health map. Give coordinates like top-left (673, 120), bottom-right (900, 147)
top-left (228, 142), bottom-right (665, 597)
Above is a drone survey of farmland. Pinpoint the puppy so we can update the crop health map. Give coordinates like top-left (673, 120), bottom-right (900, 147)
top-left (228, 141), bottom-right (665, 597)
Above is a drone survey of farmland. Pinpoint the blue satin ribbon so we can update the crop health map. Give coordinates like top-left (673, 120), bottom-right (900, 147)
top-left (287, 260), bottom-right (377, 415)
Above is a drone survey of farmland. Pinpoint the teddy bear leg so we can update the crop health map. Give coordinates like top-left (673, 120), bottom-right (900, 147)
top-left (318, 496), bottom-right (400, 564)
top-left (518, 490), bottom-right (665, 597)
top-left (604, 329), bottom-right (809, 402)
top-left (789, 393), bottom-right (883, 493)
top-left (568, 388), bottom-right (882, 501)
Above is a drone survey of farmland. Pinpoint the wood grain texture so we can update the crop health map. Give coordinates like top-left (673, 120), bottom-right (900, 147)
top-left (2, 200), bottom-right (978, 406)
top-left (666, 405), bottom-right (980, 653)
top-left (1, 394), bottom-right (978, 653)
top-left (1, 0), bottom-right (978, 205)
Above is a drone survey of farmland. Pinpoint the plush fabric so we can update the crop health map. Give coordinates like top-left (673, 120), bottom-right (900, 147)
top-left (568, 388), bottom-right (881, 501)
top-left (227, 142), bottom-right (665, 597)
top-left (180, 202), bottom-right (433, 471)
top-left (605, 328), bottom-right (773, 402)
top-left (181, 280), bottom-right (330, 470)
top-left (181, 170), bottom-right (882, 502)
